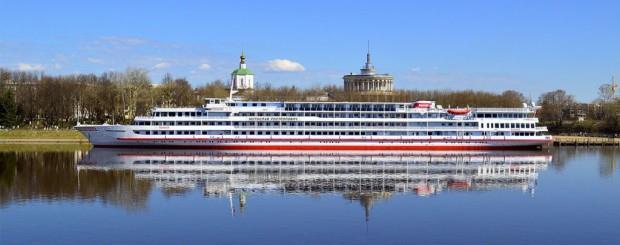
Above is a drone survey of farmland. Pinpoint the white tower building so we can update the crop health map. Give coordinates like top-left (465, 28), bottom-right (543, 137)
top-left (230, 51), bottom-right (254, 90)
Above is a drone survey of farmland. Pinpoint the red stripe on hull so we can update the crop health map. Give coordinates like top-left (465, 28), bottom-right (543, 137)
top-left (94, 144), bottom-right (542, 151)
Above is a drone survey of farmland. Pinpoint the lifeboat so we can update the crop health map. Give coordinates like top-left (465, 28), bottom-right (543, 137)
top-left (447, 108), bottom-right (470, 115)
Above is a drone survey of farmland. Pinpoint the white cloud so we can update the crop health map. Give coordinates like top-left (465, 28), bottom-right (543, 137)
top-left (87, 57), bottom-right (104, 64)
top-left (17, 63), bottom-right (44, 71)
top-left (198, 63), bottom-right (211, 70)
top-left (411, 67), bottom-right (421, 73)
top-left (265, 59), bottom-right (305, 72)
top-left (152, 62), bottom-right (171, 69)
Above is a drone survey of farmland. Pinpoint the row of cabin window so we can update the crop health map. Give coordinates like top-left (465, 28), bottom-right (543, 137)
top-left (282, 103), bottom-right (402, 111)
top-left (135, 121), bottom-right (490, 128)
top-left (133, 130), bottom-right (542, 136)
top-left (133, 121), bottom-right (480, 127)
top-left (236, 112), bottom-right (436, 119)
top-left (134, 130), bottom-right (406, 136)
top-left (226, 102), bottom-right (406, 112)
top-left (481, 122), bottom-right (535, 129)
top-left (440, 122), bottom-right (479, 127)
top-left (153, 111), bottom-right (203, 117)
top-left (476, 113), bottom-right (531, 118)
top-left (151, 111), bottom-right (531, 119)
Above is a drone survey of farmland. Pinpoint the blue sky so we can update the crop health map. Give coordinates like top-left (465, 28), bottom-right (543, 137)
top-left (1, 0), bottom-right (619, 101)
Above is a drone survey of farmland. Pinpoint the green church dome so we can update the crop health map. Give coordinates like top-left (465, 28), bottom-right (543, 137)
top-left (231, 68), bottom-right (254, 76)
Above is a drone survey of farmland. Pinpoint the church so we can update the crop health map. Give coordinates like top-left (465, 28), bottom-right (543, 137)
top-left (230, 51), bottom-right (254, 90)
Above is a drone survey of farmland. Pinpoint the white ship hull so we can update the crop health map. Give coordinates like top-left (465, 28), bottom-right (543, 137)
top-left (76, 125), bottom-right (552, 150)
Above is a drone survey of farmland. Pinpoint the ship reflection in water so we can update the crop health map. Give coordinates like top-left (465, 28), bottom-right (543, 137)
top-left (78, 149), bottom-right (551, 217)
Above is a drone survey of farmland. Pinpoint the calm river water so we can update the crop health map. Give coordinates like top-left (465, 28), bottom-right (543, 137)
top-left (1, 147), bottom-right (619, 244)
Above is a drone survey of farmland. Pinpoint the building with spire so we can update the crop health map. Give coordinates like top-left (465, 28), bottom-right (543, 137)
top-left (343, 46), bottom-right (394, 93)
top-left (231, 51), bottom-right (254, 90)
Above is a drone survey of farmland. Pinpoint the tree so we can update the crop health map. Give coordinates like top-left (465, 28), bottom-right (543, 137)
top-left (119, 68), bottom-right (152, 119)
top-left (0, 89), bottom-right (17, 128)
top-left (537, 90), bottom-right (576, 129)
top-left (194, 80), bottom-right (229, 104)
top-left (599, 83), bottom-right (615, 102)
top-left (155, 76), bottom-right (194, 107)
top-left (500, 90), bottom-right (526, 107)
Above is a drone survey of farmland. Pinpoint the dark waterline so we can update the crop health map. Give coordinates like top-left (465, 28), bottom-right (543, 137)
top-left (1, 147), bottom-right (619, 244)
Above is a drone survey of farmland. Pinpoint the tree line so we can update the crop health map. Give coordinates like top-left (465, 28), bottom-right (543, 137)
top-left (0, 68), bottom-right (618, 134)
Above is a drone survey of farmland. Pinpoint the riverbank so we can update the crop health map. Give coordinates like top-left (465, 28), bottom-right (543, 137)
top-left (0, 130), bottom-right (89, 144)
top-left (0, 143), bottom-right (92, 152)
top-left (553, 135), bottom-right (620, 146)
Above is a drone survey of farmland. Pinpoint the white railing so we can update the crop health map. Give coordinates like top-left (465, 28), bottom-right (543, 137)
top-left (473, 108), bottom-right (531, 112)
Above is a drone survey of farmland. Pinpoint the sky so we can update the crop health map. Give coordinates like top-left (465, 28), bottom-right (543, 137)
top-left (1, 0), bottom-right (619, 102)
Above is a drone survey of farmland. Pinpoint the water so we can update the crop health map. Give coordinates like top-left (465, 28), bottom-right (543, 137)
top-left (1, 147), bottom-right (619, 244)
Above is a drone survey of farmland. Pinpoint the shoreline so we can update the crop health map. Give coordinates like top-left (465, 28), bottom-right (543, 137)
top-left (0, 138), bottom-right (90, 144)
top-left (1, 130), bottom-right (618, 145)
top-left (1, 132), bottom-right (618, 147)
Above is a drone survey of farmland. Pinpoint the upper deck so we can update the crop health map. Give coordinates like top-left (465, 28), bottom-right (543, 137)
top-left (142, 98), bottom-right (538, 121)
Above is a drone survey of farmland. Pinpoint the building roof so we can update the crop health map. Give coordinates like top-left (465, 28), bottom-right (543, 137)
top-left (231, 68), bottom-right (254, 76)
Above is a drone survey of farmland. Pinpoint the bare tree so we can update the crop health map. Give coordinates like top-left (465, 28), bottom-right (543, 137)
top-left (537, 90), bottom-right (576, 128)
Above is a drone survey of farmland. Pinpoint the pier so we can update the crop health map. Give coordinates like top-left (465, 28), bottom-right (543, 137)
top-left (553, 136), bottom-right (620, 146)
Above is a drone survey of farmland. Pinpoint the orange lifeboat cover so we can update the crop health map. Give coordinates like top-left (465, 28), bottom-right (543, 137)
top-left (447, 108), bottom-right (470, 115)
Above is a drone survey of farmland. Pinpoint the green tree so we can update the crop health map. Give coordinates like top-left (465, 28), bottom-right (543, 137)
top-left (0, 89), bottom-right (17, 128)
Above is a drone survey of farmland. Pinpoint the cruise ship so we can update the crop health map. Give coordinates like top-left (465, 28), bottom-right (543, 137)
top-left (75, 98), bottom-right (552, 150)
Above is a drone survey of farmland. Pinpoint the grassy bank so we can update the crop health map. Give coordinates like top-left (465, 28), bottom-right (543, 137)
top-left (0, 143), bottom-right (92, 152)
top-left (0, 129), bottom-right (86, 139)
